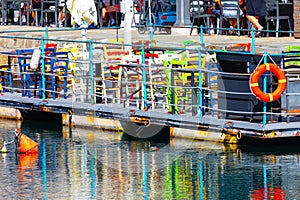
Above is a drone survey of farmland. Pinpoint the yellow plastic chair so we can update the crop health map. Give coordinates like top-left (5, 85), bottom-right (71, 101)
top-left (108, 38), bottom-right (125, 43)
top-left (182, 55), bottom-right (206, 84)
top-left (63, 44), bottom-right (80, 74)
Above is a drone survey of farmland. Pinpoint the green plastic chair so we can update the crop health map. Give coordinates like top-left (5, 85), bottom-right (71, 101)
top-left (163, 59), bottom-right (188, 114)
top-left (283, 45), bottom-right (300, 68)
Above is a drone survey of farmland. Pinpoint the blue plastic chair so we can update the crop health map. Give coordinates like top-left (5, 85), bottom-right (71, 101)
top-left (17, 47), bottom-right (56, 98)
top-left (49, 51), bottom-right (69, 99)
top-left (16, 49), bottom-right (36, 97)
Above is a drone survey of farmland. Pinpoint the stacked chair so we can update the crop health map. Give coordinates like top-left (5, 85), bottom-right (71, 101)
top-left (163, 40), bottom-right (207, 115)
top-left (49, 51), bottom-right (70, 99)
top-left (16, 45), bottom-right (73, 99)
top-left (282, 45), bottom-right (300, 122)
top-left (94, 41), bottom-right (128, 104)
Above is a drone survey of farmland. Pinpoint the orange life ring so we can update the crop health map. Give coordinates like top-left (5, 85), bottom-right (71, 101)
top-left (250, 63), bottom-right (286, 102)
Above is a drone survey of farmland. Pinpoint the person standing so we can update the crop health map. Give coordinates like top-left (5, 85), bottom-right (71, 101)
top-left (210, 0), bottom-right (245, 35)
top-left (246, 0), bottom-right (266, 37)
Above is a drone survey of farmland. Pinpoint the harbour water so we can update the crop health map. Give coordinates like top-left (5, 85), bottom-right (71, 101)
top-left (0, 118), bottom-right (299, 199)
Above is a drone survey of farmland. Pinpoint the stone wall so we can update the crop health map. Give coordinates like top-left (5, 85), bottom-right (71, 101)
top-left (0, 35), bottom-right (42, 50)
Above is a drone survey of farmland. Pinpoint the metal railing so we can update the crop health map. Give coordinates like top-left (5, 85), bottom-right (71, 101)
top-left (0, 27), bottom-right (299, 125)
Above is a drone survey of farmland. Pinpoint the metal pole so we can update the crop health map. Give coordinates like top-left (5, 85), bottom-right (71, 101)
top-left (174, 0), bottom-right (192, 26)
top-left (142, 43), bottom-right (147, 109)
top-left (263, 53), bottom-right (267, 125)
top-left (198, 47), bottom-right (203, 118)
top-left (148, 0), bottom-right (154, 41)
top-left (200, 25), bottom-right (204, 44)
top-left (41, 37), bottom-right (45, 100)
top-left (251, 26), bottom-right (255, 54)
top-left (89, 40), bottom-right (94, 104)
top-left (45, 27), bottom-right (49, 44)
top-left (122, 0), bottom-right (133, 52)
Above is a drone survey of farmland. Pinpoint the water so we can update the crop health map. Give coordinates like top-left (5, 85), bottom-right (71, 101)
top-left (0, 119), bottom-right (299, 200)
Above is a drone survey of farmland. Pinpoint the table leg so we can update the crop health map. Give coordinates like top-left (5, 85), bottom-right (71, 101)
top-left (8, 55), bottom-right (13, 93)
top-left (170, 70), bottom-right (179, 114)
top-left (191, 72), bottom-right (197, 116)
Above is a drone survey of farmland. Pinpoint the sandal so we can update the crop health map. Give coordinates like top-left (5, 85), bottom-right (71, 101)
top-left (255, 27), bottom-right (264, 37)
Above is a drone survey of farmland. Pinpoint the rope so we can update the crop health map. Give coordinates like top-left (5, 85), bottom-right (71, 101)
top-left (3, 139), bottom-right (14, 145)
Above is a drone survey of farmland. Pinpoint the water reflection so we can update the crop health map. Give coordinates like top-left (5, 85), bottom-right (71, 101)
top-left (0, 119), bottom-right (299, 199)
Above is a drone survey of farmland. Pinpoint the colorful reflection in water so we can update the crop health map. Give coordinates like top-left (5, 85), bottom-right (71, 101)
top-left (0, 119), bottom-right (299, 199)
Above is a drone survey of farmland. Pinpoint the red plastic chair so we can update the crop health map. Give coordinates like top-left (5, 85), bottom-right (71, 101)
top-left (225, 43), bottom-right (251, 52)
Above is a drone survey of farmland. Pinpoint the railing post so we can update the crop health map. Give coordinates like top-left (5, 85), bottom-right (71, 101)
top-left (148, 0), bottom-right (154, 42)
top-left (200, 25), bottom-right (204, 45)
top-left (263, 53), bottom-right (267, 125)
top-left (45, 27), bottom-right (49, 44)
top-left (251, 27), bottom-right (255, 54)
top-left (41, 37), bottom-right (46, 100)
top-left (141, 42), bottom-right (147, 109)
top-left (198, 47), bottom-right (203, 118)
top-left (89, 40), bottom-right (94, 104)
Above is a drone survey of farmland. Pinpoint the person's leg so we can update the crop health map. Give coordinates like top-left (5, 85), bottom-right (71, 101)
top-left (109, 13), bottom-right (115, 26)
top-left (246, 15), bottom-right (263, 30)
top-left (229, 19), bottom-right (237, 28)
top-left (247, 15), bottom-right (264, 36)
top-left (228, 19), bottom-right (238, 35)
top-left (8, 9), bottom-right (14, 23)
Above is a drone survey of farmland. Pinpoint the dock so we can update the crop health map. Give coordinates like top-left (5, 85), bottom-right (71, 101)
top-left (1, 26), bottom-right (300, 144)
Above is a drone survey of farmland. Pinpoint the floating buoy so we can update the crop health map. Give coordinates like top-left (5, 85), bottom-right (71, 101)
top-left (15, 128), bottom-right (38, 154)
